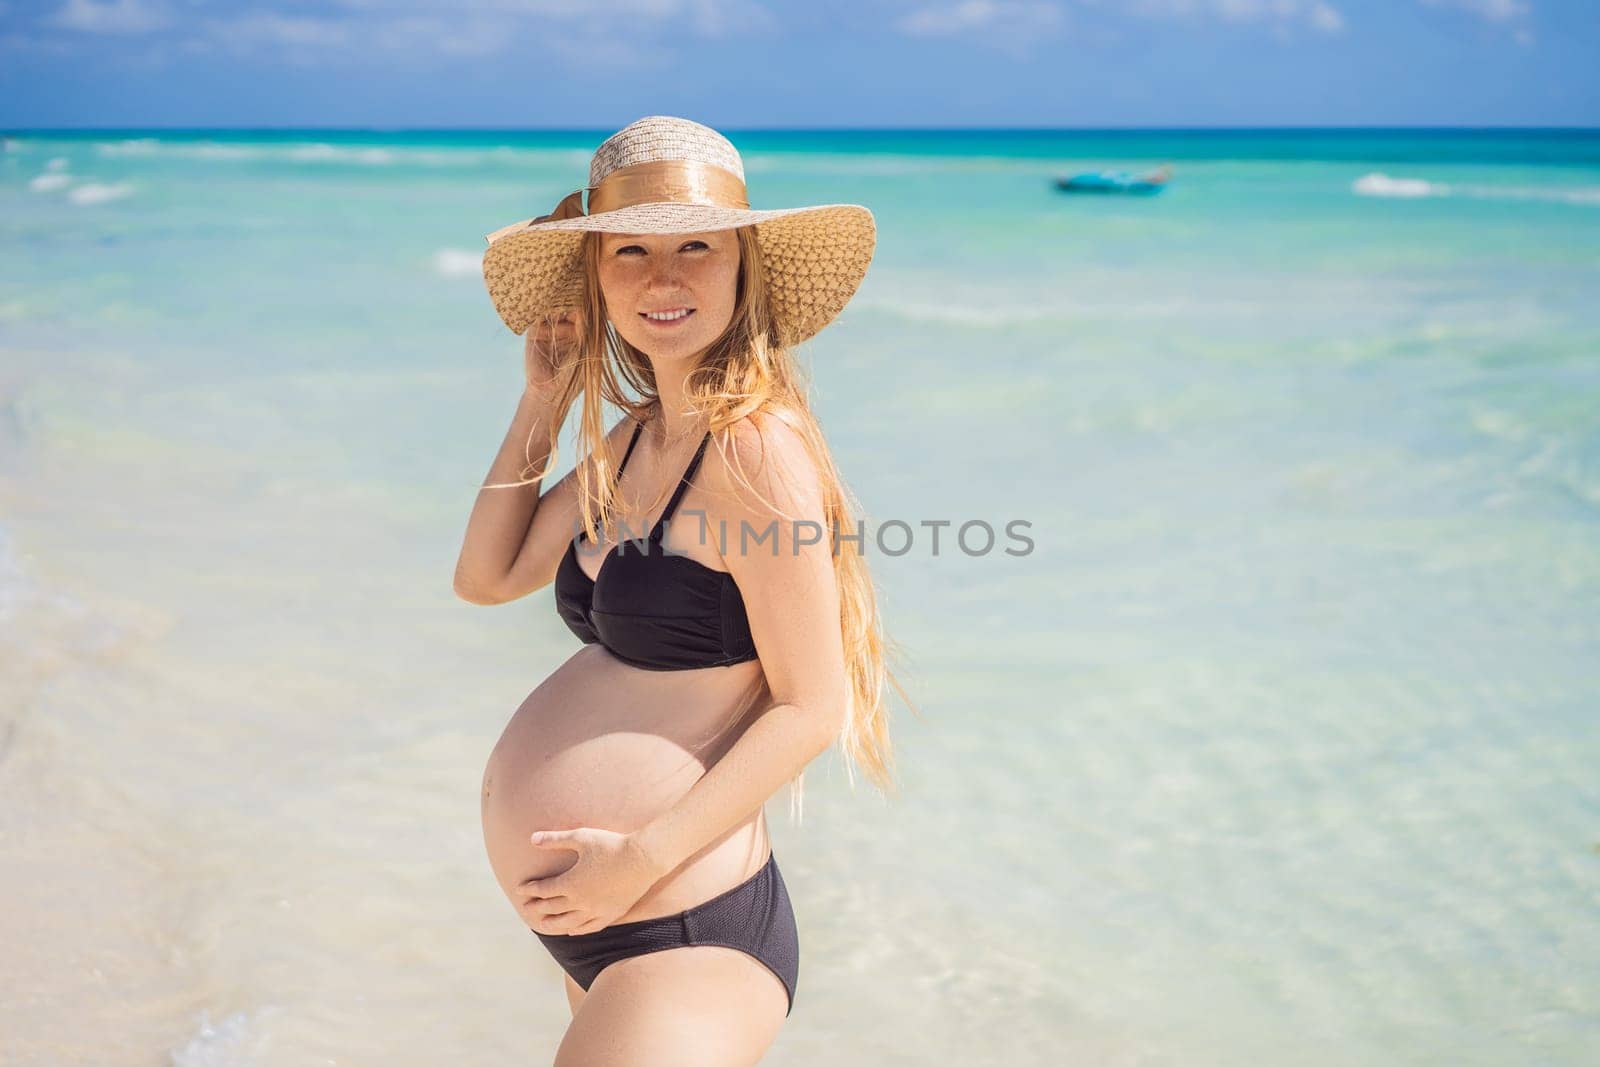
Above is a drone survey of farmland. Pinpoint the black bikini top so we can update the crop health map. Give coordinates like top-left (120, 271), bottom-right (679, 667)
top-left (554, 421), bottom-right (757, 671)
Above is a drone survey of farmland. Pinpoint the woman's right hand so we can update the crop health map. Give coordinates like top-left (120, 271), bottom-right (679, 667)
top-left (523, 308), bottom-right (583, 403)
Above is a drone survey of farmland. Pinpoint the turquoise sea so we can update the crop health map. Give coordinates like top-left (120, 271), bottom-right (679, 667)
top-left (1, 127), bottom-right (1597, 1065)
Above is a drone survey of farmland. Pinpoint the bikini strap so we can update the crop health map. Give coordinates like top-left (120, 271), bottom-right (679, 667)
top-left (651, 431), bottom-right (712, 541)
top-left (615, 421), bottom-right (644, 479)
top-left (579, 421), bottom-right (645, 547)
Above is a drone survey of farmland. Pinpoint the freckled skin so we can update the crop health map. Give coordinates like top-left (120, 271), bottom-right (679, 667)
top-left (479, 228), bottom-right (774, 931)
top-left (597, 228), bottom-right (741, 365)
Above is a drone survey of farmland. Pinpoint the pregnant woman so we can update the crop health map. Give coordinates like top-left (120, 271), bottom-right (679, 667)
top-left (455, 116), bottom-right (907, 1064)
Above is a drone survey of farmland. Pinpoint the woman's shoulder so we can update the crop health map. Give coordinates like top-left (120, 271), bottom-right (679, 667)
top-left (703, 407), bottom-right (824, 520)
top-left (714, 405), bottom-right (809, 454)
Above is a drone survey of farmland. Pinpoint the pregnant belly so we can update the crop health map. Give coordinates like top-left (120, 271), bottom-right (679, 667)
top-left (480, 643), bottom-right (770, 928)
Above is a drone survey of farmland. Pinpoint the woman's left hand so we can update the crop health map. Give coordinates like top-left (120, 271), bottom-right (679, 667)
top-left (521, 827), bottom-right (664, 936)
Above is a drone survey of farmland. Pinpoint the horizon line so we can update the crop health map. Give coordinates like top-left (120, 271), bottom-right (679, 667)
top-left (5, 124), bottom-right (1599, 135)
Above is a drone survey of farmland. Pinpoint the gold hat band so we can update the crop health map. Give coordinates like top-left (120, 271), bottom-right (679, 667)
top-left (484, 159), bottom-right (751, 244)
top-left (586, 159), bottom-right (750, 215)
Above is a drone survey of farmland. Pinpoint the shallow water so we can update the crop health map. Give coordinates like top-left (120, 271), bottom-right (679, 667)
top-left (1, 128), bottom-right (1597, 1065)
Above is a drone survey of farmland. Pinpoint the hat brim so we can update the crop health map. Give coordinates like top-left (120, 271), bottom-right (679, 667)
top-left (481, 202), bottom-right (876, 348)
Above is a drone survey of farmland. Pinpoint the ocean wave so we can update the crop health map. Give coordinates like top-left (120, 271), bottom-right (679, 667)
top-left (28, 156), bottom-right (73, 192)
top-left (433, 248), bottom-right (484, 277)
top-left (856, 295), bottom-right (1270, 327)
top-left (1353, 171), bottom-right (1600, 206)
top-left (1463, 183), bottom-right (1600, 206)
top-left (67, 182), bottom-right (134, 205)
top-left (94, 137), bottom-right (160, 156)
top-left (27, 167), bottom-right (137, 203)
top-left (286, 143), bottom-right (397, 165)
top-left (189, 144), bottom-right (262, 161)
top-left (1352, 172), bottom-right (1440, 199)
top-left (744, 152), bottom-right (969, 177)
top-left (87, 138), bottom-right (587, 169)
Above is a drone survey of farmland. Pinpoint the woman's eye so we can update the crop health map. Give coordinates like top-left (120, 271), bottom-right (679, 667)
top-left (615, 241), bottom-right (709, 255)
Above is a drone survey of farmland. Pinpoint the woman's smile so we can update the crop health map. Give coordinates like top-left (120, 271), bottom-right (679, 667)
top-left (641, 307), bottom-right (696, 326)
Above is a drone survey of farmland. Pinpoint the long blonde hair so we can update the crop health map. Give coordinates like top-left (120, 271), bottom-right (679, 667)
top-left (513, 226), bottom-right (915, 819)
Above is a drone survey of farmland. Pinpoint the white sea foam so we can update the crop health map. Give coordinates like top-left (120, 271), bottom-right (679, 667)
top-left (1458, 182), bottom-right (1600, 206)
top-left (46, 156), bottom-right (69, 171)
top-left (94, 138), bottom-right (160, 156)
top-left (167, 1006), bottom-right (282, 1067)
top-left (29, 173), bottom-right (73, 192)
top-left (1353, 172), bottom-right (1443, 198)
top-left (1354, 171), bottom-right (1600, 207)
top-left (98, 141), bottom-right (265, 161)
top-left (67, 181), bottom-right (133, 205)
top-left (287, 143), bottom-right (396, 165)
top-left (433, 248), bottom-right (484, 277)
top-left (191, 144), bottom-right (262, 161)
top-left (743, 151), bottom-right (995, 177)
top-left (91, 138), bottom-right (577, 168)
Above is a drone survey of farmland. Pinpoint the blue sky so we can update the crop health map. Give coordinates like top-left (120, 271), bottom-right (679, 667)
top-left (1, 0), bottom-right (1596, 128)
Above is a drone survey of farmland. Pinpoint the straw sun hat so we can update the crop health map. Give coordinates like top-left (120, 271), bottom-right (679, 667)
top-left (481, 115), bottom-right (877, 348)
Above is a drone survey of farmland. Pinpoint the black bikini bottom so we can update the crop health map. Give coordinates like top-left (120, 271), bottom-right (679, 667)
top-left (531, 850), bottom-right (799, 1017)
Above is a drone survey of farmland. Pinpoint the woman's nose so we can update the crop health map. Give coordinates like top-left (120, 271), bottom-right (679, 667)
top-left (646, 262), bottom-right (681, 288)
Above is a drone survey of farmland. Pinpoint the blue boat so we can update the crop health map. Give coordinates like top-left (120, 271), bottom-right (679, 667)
top-left (1055, 164), bottom-right (1172, 196)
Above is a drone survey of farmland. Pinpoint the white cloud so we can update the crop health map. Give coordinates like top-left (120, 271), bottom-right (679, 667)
top-left (1418, 0), bottom-right (1533, 45)
top-left (206, 13), bottom-right (352, 50)
top-left (681, 0), bottom-right (779, 36)
top-left (328, 0), bottom-right (774, 36)
top-left (897, 2), bottom-right (1065, 41)
top-left (174, 1), bottom-right (773, 63)
top-left (1308, 2), bottom-right (1343, 33)
top-left (1419, 0), bottom-right (1530, 21)
top-left (368, 15), bottom-right (510, 57)
top-left (46, 0), bottom-right (170, 33)
top-left (1117, 0), bottom-right (1346, 33)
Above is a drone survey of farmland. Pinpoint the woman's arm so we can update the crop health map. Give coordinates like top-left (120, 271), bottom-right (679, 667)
top-left (452, 387), bottom-right (565, 605)
top-left (453, 394), bottom-right (638, 605)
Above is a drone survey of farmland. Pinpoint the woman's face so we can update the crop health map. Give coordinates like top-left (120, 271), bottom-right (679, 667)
top-left (596, 229), bottom-right (741, 361)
